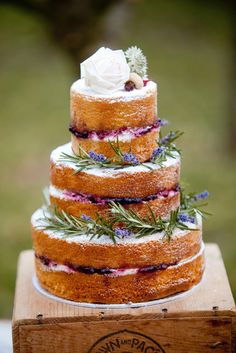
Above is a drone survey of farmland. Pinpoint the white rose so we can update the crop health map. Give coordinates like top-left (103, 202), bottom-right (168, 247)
top-left (80, 47), bottom-right (130, 94)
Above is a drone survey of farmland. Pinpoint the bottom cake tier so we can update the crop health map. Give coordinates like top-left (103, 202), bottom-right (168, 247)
top-left (32, 209), bottom-right (205, 304)
top-left (35, 245), bottom-right (204, 304)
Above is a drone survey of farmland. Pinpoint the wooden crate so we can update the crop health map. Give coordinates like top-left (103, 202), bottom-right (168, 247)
top-left (12, 244), bottom-right (236, 353)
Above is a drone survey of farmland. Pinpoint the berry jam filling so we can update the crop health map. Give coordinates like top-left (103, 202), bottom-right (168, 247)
top-left (69, 120), bottom-right (160, 140)
top-left (36, 254), bottom-right (177, 275)
top-left (63, 185), bottom-right (179, 205)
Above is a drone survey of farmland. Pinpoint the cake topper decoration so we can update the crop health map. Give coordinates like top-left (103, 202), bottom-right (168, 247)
top-left (125, 46), bottom-right (148, 78)
top-left (80, 47), bottom-right (130, 94)
top-left (124, 46), bottom-right (148, 91)
top-left (80, 46), bottom-right (149, 94)
top-left (125, 72), bottom-right (144, 91)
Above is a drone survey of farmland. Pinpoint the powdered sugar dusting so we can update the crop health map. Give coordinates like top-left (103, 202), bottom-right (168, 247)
top-left (50, 142), bottom-right (180, 177)
top-left (71, 79), bottom-right (157, 102)
top-left (31, 208), bottom-right (201, 245)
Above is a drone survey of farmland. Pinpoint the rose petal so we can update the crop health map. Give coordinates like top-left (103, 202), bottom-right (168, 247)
top-left (80, 47), bottom-right (130, 94)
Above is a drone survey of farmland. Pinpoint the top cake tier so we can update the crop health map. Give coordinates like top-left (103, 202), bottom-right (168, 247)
top-left (70, 79), bottom-right (157, 131)
top-left (69, 47), bottom-right (159, 163)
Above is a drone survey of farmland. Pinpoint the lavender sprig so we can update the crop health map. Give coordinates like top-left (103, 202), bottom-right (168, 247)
top-left (39, 206), bottom-right (118, 243)
top-left (81, 214), bottom-right (92, 221)
top-left (109, 140), bottom-right (140, 166)
top-left (158, 118), bottom-right (169, 127)
top-left (123, 152), bottom-right (139, 165)
top-left (88, 150), bottom-right (107, 163)
top-left (38, 194), bottom-right (199, 244)
top-left (150, 146), bottom-right (167, 165)
top-left (109, 202), bottom-right (196, 240)
top-left (195, 190), bottom-right (209, 199)
top-left (60, 126), bottom-right (183, 173)
top-left (150, 129), bottom-right (183, 165)
top-left (59, 143), bottom-right (145, 174)
top-left (177, 213), bottom-right (195, 224)
top-left (114, 227), bottom-right (132, 237)
top-left (151, 146), bottom-right (165, 158)
top-left (160, 130), bottom-right (184, 146)
top-left (180, 188), bottom-right (210, 219)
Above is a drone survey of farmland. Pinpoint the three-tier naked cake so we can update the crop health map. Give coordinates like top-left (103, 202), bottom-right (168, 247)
top-left (31, 47), bottom-right (208, 304)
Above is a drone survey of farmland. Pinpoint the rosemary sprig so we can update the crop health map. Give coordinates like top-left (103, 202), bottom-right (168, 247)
top-left (39, 206), bottom-right (119, 243)
top-left (180, 188), bottom-right (211, 219)
top-left (60, 144), bottom-right (114, 174)
top-left (150, 130), bottom-right (183, 165)
top-left (161, 130), bottom-right (183, 154)
top-left (108, 138), bottom-right (125, 161)
top-left (62, 124), bottom-right (184, 173)
top-left (109, 202), bottom-right (193, 239)
top-left (60, 140), bottom-right (154, 173)
top-left (107, 139), bottom-right (154, 170)
top-left (160, 130), bottom-right (184, 146)
top-left (38, 200), bottom-right (197, 244)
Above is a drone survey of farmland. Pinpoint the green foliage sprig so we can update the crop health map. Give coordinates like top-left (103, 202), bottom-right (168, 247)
top-left (37, 196), bottom-right (200, 244)
top-left (125, 46), bottom-right (148, 78)
top-left (60, 140), bottom-right (154, 173)
top-left (109, 202), bottom-right (193, 240)
top-left (180, 188), bottom-right (211, 219)
top-left (60, 142), bottom-right (119, 173)
top-left (59, 130), bottom-right (183, 174)
top-left (39, 206), bottom-right (118, 243)
top-left (150, 130), bottom-right (183, 166)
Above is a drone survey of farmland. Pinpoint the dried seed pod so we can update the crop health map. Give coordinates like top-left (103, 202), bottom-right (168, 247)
top-left (128, 72), bottom-right (144, 89)
top-left (125, 80), bottom-right (135, 91)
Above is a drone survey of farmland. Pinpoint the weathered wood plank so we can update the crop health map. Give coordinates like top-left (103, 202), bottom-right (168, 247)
top-left (18, 318), bottom-right (232, 353)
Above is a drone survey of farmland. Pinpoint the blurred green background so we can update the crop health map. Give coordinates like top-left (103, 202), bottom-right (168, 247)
top-left (0, 0), bottom-right (235, 317)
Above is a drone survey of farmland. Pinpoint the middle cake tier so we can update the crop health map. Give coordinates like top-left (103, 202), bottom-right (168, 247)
top-left (70, 120), bottom-right (160, 163)
top-left (50, 143), bottom-right (181, 219)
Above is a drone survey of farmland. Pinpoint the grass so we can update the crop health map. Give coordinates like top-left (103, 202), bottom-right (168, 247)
top-left (0, 1), bottom-right (235, 317)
